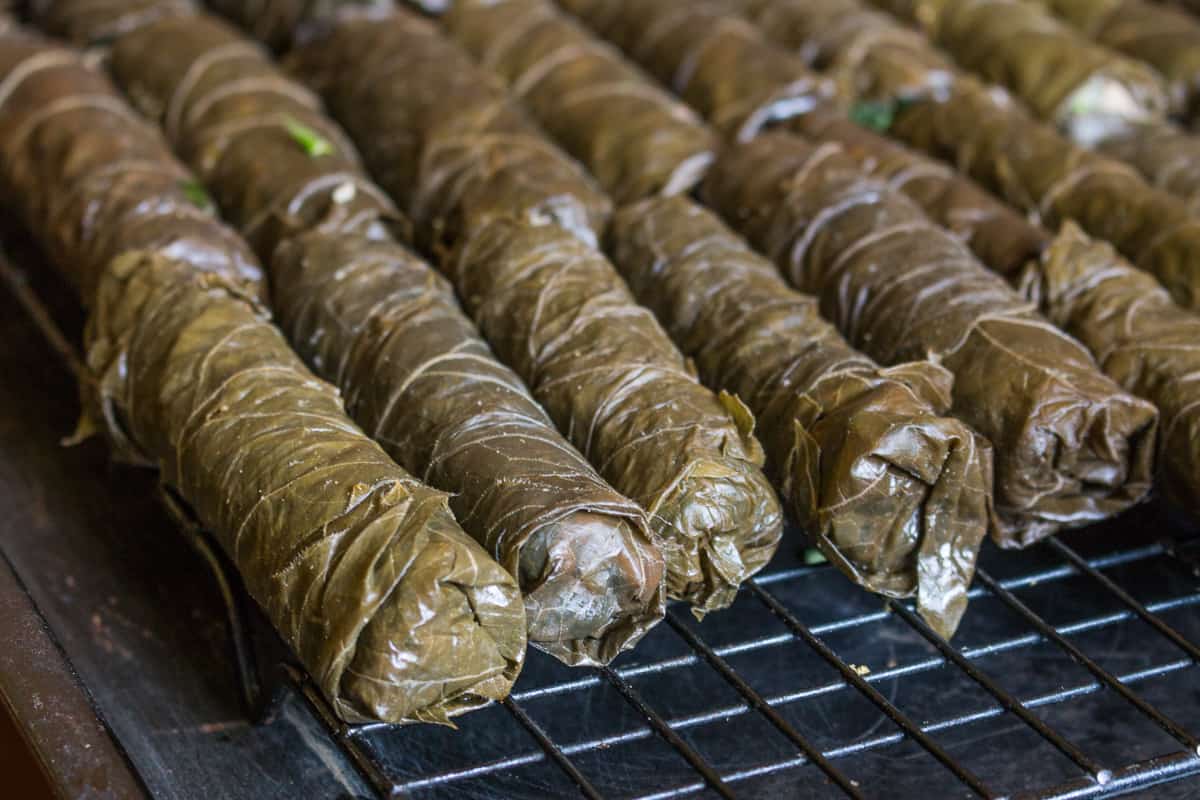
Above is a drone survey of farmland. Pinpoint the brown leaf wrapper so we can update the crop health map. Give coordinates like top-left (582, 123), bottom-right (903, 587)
top-left (28, 0), bottom-right (197, 46)
top-left (559, 0), bottom-right (1046, 278)
top-left (204, 0), bottom-right (396, 51)
top-left (449, 220), bottom-right (784, 612)
top-left (271, 233), bottom-right (665, 663)
top-left (0, 32), bottom-right (264, 304)
top-left (282, 10), bottom-right (611, 254)
top-left (1093, 121), bottom-right (1200, 213)
top-left (735, 0), bottom-right (1200, 312)
top-left (84, 251), bottom-right (526, 724)
top-left (1021, 223), bottom-right (1200, 520)
top-left (1038, 0), bottom-right (1200, 120)
top-left (558, 0), bottom-right (832, 141)
top-left (704, 133), bottom-right (1158, 546)
top-left (443, 0), bottom-right (718, 203)
top-left (280, 11), bottom-right (779, 610)
top-left (886, 83), bottom-right (1200, 312)
top-left (782, 107), bottom-right (1048, 278)
top-left (103, 12), bottom-right (665, 664)
top-left (867, 0), bottom-right (1170, 144)
top-left (736, 0), bottom-right (951, 78)
top-left (107, 15), bottom-right (400, 257)
top-left (609, 196), bottom-right (993, 637)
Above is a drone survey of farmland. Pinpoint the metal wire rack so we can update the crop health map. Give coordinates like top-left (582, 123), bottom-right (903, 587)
top-left (2, 247), bottom-right (1200, 800)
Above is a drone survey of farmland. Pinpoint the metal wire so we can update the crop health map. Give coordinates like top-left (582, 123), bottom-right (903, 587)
top-left (1044, 537), bottom-right (1200, 664)
top-left (598, 664), bottom-right (738, 799)
top-left (974, 568), bottom-right (1200, 756)
top-left (747, 580), bottom-right (997, 799)
top-left (0, 248), bottom-right (84, 379)
top-left (502, 697), bottom-right (605, 800)
top-left (885, 598), bottom-right (1112, 785)
top-left (664, 609), bottom-right (865, 798)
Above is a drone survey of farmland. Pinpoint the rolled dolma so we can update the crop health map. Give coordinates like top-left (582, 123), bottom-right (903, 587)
top-left (203, 0), bottom-right (395, 51)
top-left (105, 14), bottom-right (399, 255)
top-left (609, 196), bottom-right (993, 637)
top-left (1, 28), bottom-right (530, 722)
top-left (736, 0), bottom-right (1200, 312)
top-left (28, 0), bottom-right (197, 45)
top-left (104, 12), bottom-right (666, 664)
top-left (558, 0), bottom-right (832, 141)
top-left (867, 0), bottom-right (1170, 144)
top-left (442, 0), bottom-right (719, 203)
top-left (85, 251), bottom-right (525, 724)
top-left (1020, 223), bottom-right (1200, 517)
top-left (559, 0), bottom-right (1046, 278)
top-left (271, 233), bottom-right (665, 662)
top-left (1093, 121), bottom-right (1200, 213)
top-left (449, 220), bottom-right (784, 611)
top-left (704, 133), bottom-right (1158, 546)
top-left (277, 13), bottom-right (785, 608)
top-left (887, 82), bottom-right (1200, 311)
top-left (736, 0), bottom-right (952, 78)
top-left (282, 10), bottom-right (611, 253)
top-left (0, 31), bottom-right (264, 304)
top-left (784, 107), bottom-right (1049, 278)
top-left (1037, 0), bottom-right (1200, 121)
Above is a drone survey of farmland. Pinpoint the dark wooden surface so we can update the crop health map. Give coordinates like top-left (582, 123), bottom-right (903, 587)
top-left (0, 551), bottom-right (139, 800)
top-left (1, 681), bottom-right (55, 800)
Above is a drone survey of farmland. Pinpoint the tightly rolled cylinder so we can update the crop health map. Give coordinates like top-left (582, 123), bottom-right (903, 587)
top-left (449, 220), bottom-right (784, 612)
top-left (867, 0), bottom-right (1170, 144)
top-left (282, 10), bottom-right (610, 253)
top-left (609, 196), bottom-right (993, 637)
top-left (0, 29), bottom-right (527, 723)
top-left (1021, 223), bottom-right (1200, 520)
top-left (558, 0), bottom-right (1047, 278)
top-left (85, 251), bottom-right (526, 723)
top-left (105, 12), bottom-right (665, 664)
top-left (443, 0), bottom-right (718, 203)
top-left (0, 31), bottom-right (263, 304)
top-left (735, 0), bottom-right (1200, 312)
top-left (203, 0), bottom-right (396, 51)
top-left (1093, 122), bottom-right (1200, 213)
top-left (282, 12), bottom-right (783, 610)
top-left (783, 107), bottom-right (1048, 278)
top-left (271, 233), bottom-right (664, 663)
top-left (106, 14), bottom-right (398, 255)
top-left (704, 133), bottom-right (1158, 546)
top-left (1035, 0), bottom-right (1200, 121)
top-left (559, 0), bottom-right (831, 140)
top-left (28, 0), bottom-right (197, 45)
top-left (885, 82), bottom-right (1200, 311)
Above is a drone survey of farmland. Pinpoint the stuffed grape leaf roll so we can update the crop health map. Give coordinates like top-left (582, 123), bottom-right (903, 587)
top-left (104, 11), bottom-right (666, 664)
top-left (0, 30), bottom-right (527, 723)
top-left (85, 251), bottom-right (526, 723)
top-left (1022, 223), bottom-right (1200, 520)
top-left (280, 10), bottom-right (611, 254)
top-left (705, 133), bottom-right (1158, 546)
top-left (448, 220), bottom-right (784, 611)
top-left (443, 0), bottom-right (718, 203)
top-left (285, 11), bottom-right (785, 612)
top-left (609, 196), bottom-right (993, 637)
